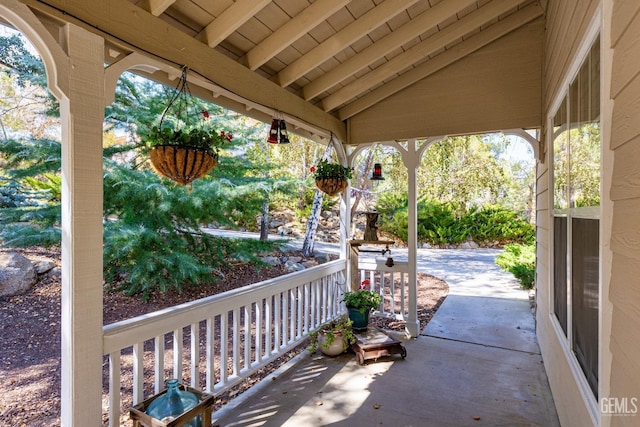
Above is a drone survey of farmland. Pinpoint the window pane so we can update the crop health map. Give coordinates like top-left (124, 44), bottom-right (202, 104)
top-left (571, 218), bottom-right (599, 397)
top-left (553, 216), bottom-right (568, 335)
top-left (553, 97), bottom-right (569, 210)
top-left (568, 36), bottom-right (600, 208)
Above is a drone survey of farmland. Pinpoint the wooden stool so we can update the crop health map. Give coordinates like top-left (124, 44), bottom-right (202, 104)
top-left (352, 328), bottom-right (407, 365)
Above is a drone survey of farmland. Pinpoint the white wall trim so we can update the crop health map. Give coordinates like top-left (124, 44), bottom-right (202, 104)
top-left (548, 312), bottom-right (599, 425)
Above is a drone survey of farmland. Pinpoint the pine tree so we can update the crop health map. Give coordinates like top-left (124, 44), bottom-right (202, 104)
top-left (1, 34), bottom-right (290, 298)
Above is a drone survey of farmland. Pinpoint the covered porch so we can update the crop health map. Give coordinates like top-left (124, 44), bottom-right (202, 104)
top-left (4, 1), bottom-right (616, 426)
top-left (213, 247), bottom-right (558, 426)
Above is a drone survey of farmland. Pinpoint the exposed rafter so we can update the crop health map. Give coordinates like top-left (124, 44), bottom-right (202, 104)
top-left (303, 0), bottom-right (478, 100)
top-left (145, 0), bottom-right (175, 17)
top-left (242, 0), bottom-right (351, 70)
top-left (338, 2), bottom-right (544, 119)
top-left (200, 0), bottom-right (271, 48)
top-left (276, 0), bottom-right (421, 87)
top-left (321, 0), bottom-right (526, 112)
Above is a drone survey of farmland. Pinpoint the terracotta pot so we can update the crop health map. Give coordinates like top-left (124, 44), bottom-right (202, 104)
top-left (150, 145), bottom-right (218, 185)
top-left (315, 177), bottom-right (348, 196)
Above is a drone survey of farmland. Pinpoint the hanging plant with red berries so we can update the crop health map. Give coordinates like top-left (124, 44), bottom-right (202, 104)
top-left (147, 66), bottom-right (234, 186)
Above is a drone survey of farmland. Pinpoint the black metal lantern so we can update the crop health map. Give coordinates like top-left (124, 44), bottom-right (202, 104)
top-left (278, 119), bottom-right (290, 144)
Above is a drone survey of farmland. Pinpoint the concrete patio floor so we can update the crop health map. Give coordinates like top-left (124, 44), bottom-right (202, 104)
top-left (212, 249), bottom-right (560, 426)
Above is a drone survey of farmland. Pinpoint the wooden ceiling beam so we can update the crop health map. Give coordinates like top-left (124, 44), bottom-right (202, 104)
top-left (201, 0), bottom-right (271, 48)
top-left (242, 0), bottom-right (351, 70)
top-left (339, 2), bottom-right (544, 120)
top-left (27, 0), bottom-right (347, 141)
top-left (145, 0), bottom-right (176, 17)
top-left (302, 0), bottom-right (477, 100)
top-left (276, 0), bottom-right (420, 88)
top-left (322, 0), bottom-right (527, 112)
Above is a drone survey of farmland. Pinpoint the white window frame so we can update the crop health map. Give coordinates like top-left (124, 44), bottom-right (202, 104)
top-left (547, 6), bottom-right (602, 425)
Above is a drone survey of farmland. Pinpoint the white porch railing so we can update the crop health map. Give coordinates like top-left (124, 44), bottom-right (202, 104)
top-left (358, 258), bottom-right (410, 320)
top-left (102, 259), bottom-right (346, 426)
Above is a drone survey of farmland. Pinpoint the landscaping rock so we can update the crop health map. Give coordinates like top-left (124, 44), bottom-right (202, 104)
top-left (287, 256), bottom-right (302, 263)
top-left (47, 267), bottom-right (62, 280)
top-left (0, 252), bottom-right (37, 297)
top-left (261, 256), bottom-right (281, 267)
top-left (314, 253), bottom-right (331, 264)
top-left (31, 259), bottom-right (56, 274)
top-left (277, 225), bottom-right (293, 235)
top-left (269, 220), bottom-right (284, 229)
top-left (284, 261), bottom-right (305, 272)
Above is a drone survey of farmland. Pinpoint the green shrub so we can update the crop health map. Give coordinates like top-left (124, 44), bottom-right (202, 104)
top-left (377, 195), bottom-right (531, 246)
top-left (495, 243), bottom-right (536, 289)
top-left (468, 205), bottom-right (534, 244)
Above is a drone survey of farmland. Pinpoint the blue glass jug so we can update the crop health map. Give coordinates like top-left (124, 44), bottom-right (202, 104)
top-left (146, 379), bottom-right (201, 427)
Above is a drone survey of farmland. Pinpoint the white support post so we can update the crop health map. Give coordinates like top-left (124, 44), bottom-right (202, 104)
top-left (402, 140), bottom-right (420, 337)
top-left (59, 24), bottom-right (105, 425)
top-left (340, 180), bottom-right (351, 260)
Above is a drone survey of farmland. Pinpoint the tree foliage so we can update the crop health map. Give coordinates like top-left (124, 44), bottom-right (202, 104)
top-left (0, 33), bottom-right (285, 298)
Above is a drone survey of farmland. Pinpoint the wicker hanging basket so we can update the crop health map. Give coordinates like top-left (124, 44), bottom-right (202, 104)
top-left (147, 66), bottom-right (230, 186)
top-left (150, 145), bottom-right (218, 186)
top-left (315, 177), bottom-right (348, 197)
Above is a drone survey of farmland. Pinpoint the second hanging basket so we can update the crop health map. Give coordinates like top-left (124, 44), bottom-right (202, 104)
top-left (315, 177), bottom-right (349, 196)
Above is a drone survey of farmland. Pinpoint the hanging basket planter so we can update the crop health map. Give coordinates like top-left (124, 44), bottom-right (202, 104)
top-left (315, 177), bottom-right (348, 196)
top-left (310, 156), bottom-right (352, 197)
top-left (150, 145), bottom-right (218, 186)
top-left (146, 66), bottom-right (232, 186)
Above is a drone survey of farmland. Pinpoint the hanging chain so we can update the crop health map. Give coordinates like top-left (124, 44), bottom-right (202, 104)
top-left (158, 66), bottom-right (195, 131)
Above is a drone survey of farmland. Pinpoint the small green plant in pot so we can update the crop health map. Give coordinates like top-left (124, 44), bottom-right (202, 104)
top-left (309, 315), bottom-right (356, 356)
top-left (342, 281), bottom-right (382, 331)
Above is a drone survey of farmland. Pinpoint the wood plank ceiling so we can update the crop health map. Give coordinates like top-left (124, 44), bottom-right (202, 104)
top-left (26, 0), bottom-right (545, 142)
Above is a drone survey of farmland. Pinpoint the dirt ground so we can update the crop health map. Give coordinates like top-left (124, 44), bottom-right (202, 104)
top-left (0, 246), bottom-right (448, 426)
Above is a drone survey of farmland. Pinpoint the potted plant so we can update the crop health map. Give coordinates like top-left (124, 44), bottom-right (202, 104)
top-left (308, 315), bottom-right (356, 356)
top-left (147, 66), bottom-right (233, 186)
top-left (342, 281), bottom-right (382, 331)
top-left (310, 159), bottom-right (353, 196)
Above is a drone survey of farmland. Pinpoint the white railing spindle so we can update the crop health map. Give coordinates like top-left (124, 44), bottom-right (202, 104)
top-left (108, 352), bottom-right (121, 427)
top-left (190, 323), bottom-right (199, 388)
top-left (154, 335), bottom-right (164, 394)
top-left (173, 328), bottom-right (183, 381)
top-left (205, 317), bottom-right (215, 391)
top-left (132, 342), bottom-right (144, 405)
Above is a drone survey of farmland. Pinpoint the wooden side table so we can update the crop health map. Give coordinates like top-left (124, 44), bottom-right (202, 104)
top-left (351, 328), bottom-right (407, 365)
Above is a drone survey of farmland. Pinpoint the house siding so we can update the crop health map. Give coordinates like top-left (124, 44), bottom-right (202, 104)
top-left (537, 1), bottom-right (601, 426)
top-left (608, 0), bottom-right (640, 425)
